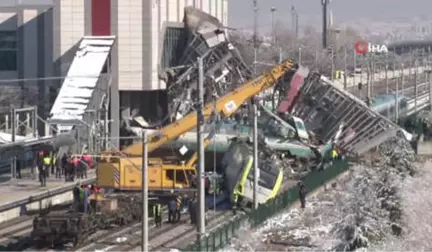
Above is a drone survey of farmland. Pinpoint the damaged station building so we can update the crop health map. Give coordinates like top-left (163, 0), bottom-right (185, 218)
top-left (0, 0), bottom-right (228, 146)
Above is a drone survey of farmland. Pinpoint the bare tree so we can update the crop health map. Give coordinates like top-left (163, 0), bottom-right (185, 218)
top-left (371, 159), bottom-right (432, 251)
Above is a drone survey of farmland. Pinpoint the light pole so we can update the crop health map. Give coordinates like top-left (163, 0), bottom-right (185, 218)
top-left (197, 57), bottom-right (206, 241)
top-left (252, 98), bottom-right (259, 209)
top-left (141, 131), bottom-right (148, 252)
top-left (291, 6), bottom-right (296, 39)
top-left (271, 7), bottom-right (276, 45)
top-left (253, 0), bottom-right (258, 75)
top-left (321, 0), bottom-right (330, 49)
top-left (426, 69), bottom-right (432, 109)
top-left (343, 44), bottom-right (347, 90)
top-left (330, 28), bottom-right (340, 80)
top-left (395, 61), bottom-right (399, 122)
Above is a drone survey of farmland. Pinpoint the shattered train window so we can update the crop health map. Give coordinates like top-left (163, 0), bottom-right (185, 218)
top-left (264, 118), bottom-right (296, 139)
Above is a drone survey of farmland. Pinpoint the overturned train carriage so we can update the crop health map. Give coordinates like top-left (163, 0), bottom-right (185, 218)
top-left (289, 75), bottom-right (407, 155)
top-left (222, 139), bottom-right (284, 206)
top-left (160, 7), bottom-right (252, 122)
top-left (31, 194), bottom-right (141, 247)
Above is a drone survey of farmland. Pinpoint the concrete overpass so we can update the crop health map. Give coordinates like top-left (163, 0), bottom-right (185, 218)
top-left (387, 40), bottom-right (432, 54)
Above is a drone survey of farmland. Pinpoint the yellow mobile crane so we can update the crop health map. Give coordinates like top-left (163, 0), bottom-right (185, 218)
top-left (97, 60), bottom-right (297, 193)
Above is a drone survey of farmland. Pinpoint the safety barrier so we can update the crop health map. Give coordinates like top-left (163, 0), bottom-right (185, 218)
top-left (182, 160), bottom-right (349, 251)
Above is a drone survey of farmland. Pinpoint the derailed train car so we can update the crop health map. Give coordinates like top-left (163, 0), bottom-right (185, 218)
top-left (221, 138), bottom-right (284, 206)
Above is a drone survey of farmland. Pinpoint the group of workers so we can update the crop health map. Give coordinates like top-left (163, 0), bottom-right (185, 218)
top-left (72, 183), bottom-right (101, 213)
top-left (152, 192), bottom-right (202, 227)
top-left (62, 152), bottom-right (93, 181)
top-left (36, 150), bottom-right (94, 187)
top-left (152, 199), bottom-right (182, 227)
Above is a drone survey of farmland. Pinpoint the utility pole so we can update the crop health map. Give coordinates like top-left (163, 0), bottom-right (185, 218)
top-left (343, 45), bottom-right (347, 90)
top-left (252, 98), bottom-right (259, 209)
top-left (414, 67), bottom-right (418, 113)
top-left (331, 28), bottom-right (340, 81)
top-left (141, 131), bottom-right (148, 252)
top-left (321, 0), bottom-right (329, 49)
top-left (409, 48), bottom-right (412, 80)
top-left (10, 108), bottom-right (16, 180)
top-left (253, 0), bottom-right (258, 75)
top-left (291, 6), bottom-right (299, 39)
top-left (385, 52), bottom-right (389, 93)
top-left (298, 47), bottom-right (302, 64)
top-left (271, 7), bottom-right (276, 45)
top-left (401, 63), bottom-right (405, 96)
top-left (367, 55), bottom-right (372, 102)
top-left (385, 63), bottom-right (388, 93)
top-left (428, 70), bottom-right (432, 109)
top-left (291, 6), bottom-right (296, 39)
top-left (395, 62), bottom-right (399, 122)
top-left (330, 47), bottom-right (334, 80)
top-left (295, 11), bottom-right (299, 38)
top-left (197, 56), bottom-right (206, 241)
top-left (95, 108), bottom-right (101, 177)
top-left (353, 49), bottom-right (357, 94)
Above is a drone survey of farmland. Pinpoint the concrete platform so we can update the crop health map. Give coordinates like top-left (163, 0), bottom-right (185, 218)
top-left (0, 169), bottom-right (96, 224)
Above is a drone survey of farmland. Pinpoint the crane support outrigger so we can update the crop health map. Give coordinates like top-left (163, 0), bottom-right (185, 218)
top-left (96, 60), bottom-right (298, 196)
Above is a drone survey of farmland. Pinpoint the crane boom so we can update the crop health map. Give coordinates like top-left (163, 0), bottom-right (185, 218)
top-left (122, 60), bottom-right (296, 156)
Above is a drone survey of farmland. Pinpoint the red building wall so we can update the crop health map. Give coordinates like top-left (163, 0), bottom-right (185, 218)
top-left (91, 0), bottom-right (111, 35)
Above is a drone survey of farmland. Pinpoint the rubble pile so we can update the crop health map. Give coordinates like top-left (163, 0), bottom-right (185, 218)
top-left (222, 137), bottom-right (419, 252)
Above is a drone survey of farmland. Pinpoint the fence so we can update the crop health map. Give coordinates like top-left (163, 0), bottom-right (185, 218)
top-left (183, 159), bottom-right (350, 251)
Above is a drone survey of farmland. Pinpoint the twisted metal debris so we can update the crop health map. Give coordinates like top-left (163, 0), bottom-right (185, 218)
top-left (222, 137), bottom-right (418, 252)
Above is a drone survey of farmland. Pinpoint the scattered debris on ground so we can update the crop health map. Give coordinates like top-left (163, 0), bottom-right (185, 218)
top-left (221, 137), bottom-right (423, 251)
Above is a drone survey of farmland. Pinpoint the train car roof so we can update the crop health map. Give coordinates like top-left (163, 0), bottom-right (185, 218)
top-left (371, 94), bottom-right (407, 106)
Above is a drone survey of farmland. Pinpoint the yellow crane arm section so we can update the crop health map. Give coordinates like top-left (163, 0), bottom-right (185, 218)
top-left (122, 60), bottom-right (296, 156)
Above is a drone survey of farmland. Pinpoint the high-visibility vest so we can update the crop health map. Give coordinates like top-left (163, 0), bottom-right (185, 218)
top-left (43, 157), bottom-right (51, 165)
top-left (331, 149), bottom-right (338, 159)
top-left (153, 204), bottom-right (161, 216)
top-left (176, 196), bottom-right (182, 209)
top-left (78, 188), bottom-right (85, 200)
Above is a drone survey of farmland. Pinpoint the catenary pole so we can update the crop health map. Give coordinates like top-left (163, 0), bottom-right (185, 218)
top-left (141, 131), bottom-right (148, 252)
top-left (197, 56), bottom-right (206, 241)
top-left (253, 98), bottom-right (259, 209)
top-left (253, 0), bottom-right (258, 75)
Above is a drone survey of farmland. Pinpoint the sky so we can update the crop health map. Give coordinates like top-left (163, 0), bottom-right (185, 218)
top-left (228, 0), bottom-right (432, 33)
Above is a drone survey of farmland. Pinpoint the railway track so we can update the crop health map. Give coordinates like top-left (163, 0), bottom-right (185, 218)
top-left (1, 200), bottom-right (231, 252)
top-left (76, 208), bottom-right (232, 251)
top-left (18, 210), bottom-right (168, 251)
top-left (346, 73), bottom-right (428, 97)
top-left (0, 216), bottom-right (34, 245)
top-left (0, 208), bottom-right (74, 251)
